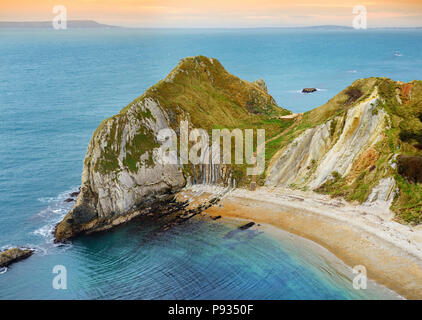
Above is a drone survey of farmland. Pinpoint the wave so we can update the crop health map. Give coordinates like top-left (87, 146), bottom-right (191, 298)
top-left (0, 267), bottom-right (7, 275)
top-left (33, 186), bottom-right (79, 246)
top-left (0, 244), bottom-right (13, 251)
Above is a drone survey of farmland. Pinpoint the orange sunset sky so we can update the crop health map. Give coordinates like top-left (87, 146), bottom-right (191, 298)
top-left (0, 0), bottom-right (421, 28)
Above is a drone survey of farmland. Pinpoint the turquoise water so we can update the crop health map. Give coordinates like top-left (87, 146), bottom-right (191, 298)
top-left (1, 28), bottom-right (421, 299)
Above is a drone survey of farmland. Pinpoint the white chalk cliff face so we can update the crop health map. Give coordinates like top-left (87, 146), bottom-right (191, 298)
top-left (265, 89), bottom-right (395, 206)
top-left (55, 56), bottom-right (285, 241)
top-left (55, 97), bottom-right (186, 242)
top-left (92, 98), bottom-right (186, 215)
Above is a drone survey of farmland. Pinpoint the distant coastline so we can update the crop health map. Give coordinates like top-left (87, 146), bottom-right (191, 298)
top-left (0, 20), bottom-right (120, 29)
top-left (0, 21), bottom-right (420, 30)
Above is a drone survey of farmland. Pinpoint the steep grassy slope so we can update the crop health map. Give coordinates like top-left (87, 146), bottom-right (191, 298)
top-left (93, 56), bottom-right (291, 176)
top-left (265, 77), bottom-right (422, 224)
top-left (146, 56), bottom-right (290, 129)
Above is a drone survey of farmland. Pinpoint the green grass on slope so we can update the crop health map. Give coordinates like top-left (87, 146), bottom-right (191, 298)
top-left (393, 174), bottom-right (422, 224)
top-left (89, 56), bottom-right (292, 180)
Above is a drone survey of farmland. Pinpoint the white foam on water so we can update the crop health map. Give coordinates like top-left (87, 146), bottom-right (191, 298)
top-left (0, 267), bottom-right (8, 275)
top-left (33, 186), bottom-right (79, 247)
top-left (1, 244), bottom-right (13, 251)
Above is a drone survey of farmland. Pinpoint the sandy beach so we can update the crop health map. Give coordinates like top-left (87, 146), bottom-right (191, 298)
top-left (178, 185), bottom-right (422, 300)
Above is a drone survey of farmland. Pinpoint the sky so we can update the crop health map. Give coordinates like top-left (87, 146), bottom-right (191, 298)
top-left (0, 0), bottom-right (421, 28)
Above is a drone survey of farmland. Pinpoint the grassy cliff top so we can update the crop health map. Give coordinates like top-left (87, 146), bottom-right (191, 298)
top-left (304, 77), bottom-right (422, 128)
top-left (122, 55), bottom-right (291, 131)
top-left (89, 56), bottom-right (293, 176)
top-left (274, 77), bottom-right (422, 151)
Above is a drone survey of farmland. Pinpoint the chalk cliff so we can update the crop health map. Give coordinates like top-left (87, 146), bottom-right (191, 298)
top-left (55, 56), bottom-right (289, 241)
top-left (55, 57), bottom-right (422, 242)
top-left (266, 78), bottom-right (422, 224)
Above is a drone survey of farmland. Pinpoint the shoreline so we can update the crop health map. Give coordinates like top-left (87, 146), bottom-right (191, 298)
top-left (179, 186), bottom-right (422, 300)
top-left (219, 217), bottom-right (402, 299)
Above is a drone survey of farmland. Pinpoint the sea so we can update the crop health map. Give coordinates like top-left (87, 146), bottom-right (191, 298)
top-left (1, 27), bottom-right (421, 299)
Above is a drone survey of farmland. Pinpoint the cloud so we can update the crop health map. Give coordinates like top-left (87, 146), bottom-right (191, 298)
top-left (243, 15), bottom-right (277, 20)
top-left (288, 15), bottom-right (316, 19)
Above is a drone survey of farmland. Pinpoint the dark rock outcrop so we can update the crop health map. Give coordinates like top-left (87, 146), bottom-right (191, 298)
top-left (302, 88), bottom-right (317, 93)
top-left (239, 222), bottom-right (255, 230)
top-left (0, 248), bottom-right (33, 268)
top-left (398, 155), bottom-right (422, 184)
top-left (70, 190), bottom-right (80, 197)
top-left (253, 78), bottom-right (268, 92)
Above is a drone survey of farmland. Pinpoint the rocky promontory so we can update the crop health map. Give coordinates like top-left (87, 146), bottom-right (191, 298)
top-left (0, 248), bottom-right (33, 268)
top-left (54, 56), bottom-right (290, 242)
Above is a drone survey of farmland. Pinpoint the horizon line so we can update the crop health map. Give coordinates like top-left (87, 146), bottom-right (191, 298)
top-left (1, 20), bottom-right (422, 29)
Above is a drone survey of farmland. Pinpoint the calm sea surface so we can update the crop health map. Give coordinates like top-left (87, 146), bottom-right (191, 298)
top-left (1, 28), bottom-right (420, 299)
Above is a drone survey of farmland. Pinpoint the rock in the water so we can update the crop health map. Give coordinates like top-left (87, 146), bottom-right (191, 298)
top-left (70, 190), bottom-right (80, 197)
top-left (302, 88), bottom-right (317, 93)
top-left (0, 248), bottom-right (33, 268)
top-left (211, 215), bottom-right (222, 220)
top-left (64, 198), bottom-right (75, 203)
top-left (239, 222), bottom-right (255, 230)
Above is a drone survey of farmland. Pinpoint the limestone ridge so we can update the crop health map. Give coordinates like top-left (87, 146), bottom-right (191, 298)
top-left (266, 77), bottom-right (422, 224)
top-left (266, 88), bottom-right (385, 188)
top-left (55, 56), bottom-right (289, 242)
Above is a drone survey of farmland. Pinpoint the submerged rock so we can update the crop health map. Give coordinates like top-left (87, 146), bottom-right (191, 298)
top-left (239, 222), bottom-right (255, 230)
top-left (0, 248), bottom-right (33, 268)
